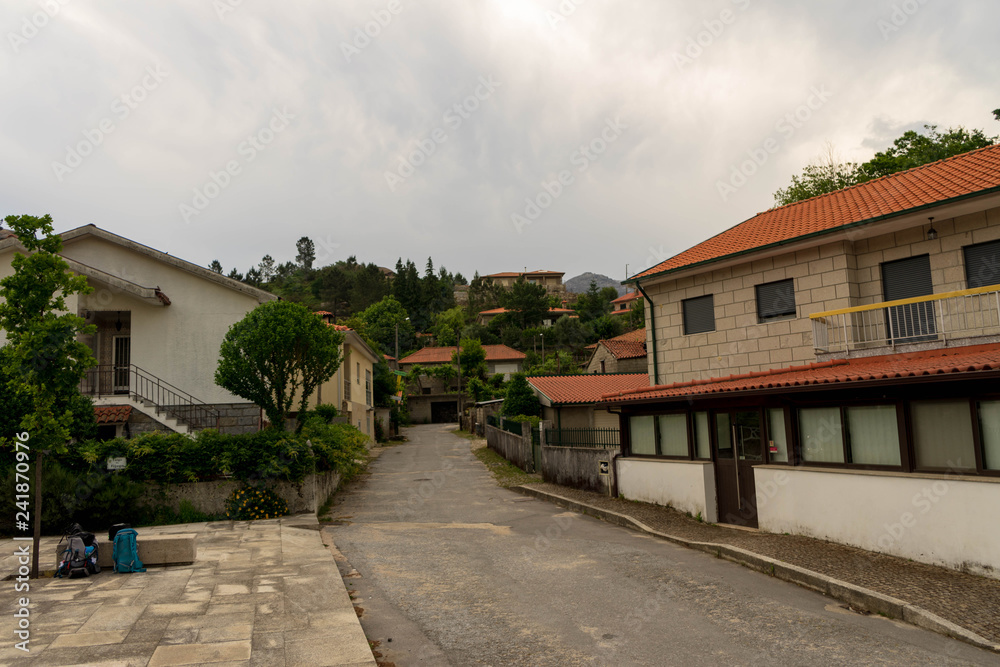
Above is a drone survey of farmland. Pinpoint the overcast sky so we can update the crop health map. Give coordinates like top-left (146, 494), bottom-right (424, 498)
top-left (1, 1), bottom-right (997, 284)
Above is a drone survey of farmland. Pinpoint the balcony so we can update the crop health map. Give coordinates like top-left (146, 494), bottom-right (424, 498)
top-left (811, 286), bottom-right (1000, 355)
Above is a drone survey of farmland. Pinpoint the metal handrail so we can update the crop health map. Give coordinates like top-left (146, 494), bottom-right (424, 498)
top-left (80, 364), bottom-right (220, 431)
top-left (811, 287), bottom-right (1000, 354)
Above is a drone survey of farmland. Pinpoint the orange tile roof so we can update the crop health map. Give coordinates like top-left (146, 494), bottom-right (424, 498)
top-left (611, 328), bottom-right (645, 342)
top-left (327, 323), bottom-right (352, 331)
top-left (529, 373), bottom-right (649, 405)
top-left (399, 344), bottom-right (526, 364)
top-left (600, 338), bottom-right (647, 360)
top-left (632, 144), bottom-right (1000, 282)
top-left (600, 343), bottom-right (1000, 404)
top-left (94, 405), bottom-right (132, 424)
top-left (486, 270), bottom-right (564, 278)
top-left (611, 291), bottom-right (640, 304)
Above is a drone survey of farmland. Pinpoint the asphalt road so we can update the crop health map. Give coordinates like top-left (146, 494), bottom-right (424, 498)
top-left (327, 424), bottom-right (999, 666)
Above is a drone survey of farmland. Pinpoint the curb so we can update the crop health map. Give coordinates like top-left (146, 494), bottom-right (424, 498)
top-left (512, 485), bottom-right (1000, 655)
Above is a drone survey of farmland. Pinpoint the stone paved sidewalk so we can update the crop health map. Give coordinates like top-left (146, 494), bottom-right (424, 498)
top-left (0, 516), bottom-right (375, 666)
top-left (521, 481), bottom-right (1000, 648)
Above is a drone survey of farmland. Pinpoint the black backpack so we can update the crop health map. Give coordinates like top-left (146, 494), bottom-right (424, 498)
top-left (56, 525), bottom-right (100, 578)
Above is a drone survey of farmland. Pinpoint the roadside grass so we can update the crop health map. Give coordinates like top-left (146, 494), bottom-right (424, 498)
top-left (473, 445), bottom-right (542, 488)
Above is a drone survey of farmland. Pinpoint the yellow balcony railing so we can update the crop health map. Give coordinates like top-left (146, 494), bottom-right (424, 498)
top-left (810, 285), bottom-right (1000, 353)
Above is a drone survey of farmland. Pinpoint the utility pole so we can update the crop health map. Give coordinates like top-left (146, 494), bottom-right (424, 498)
top-left (455, 332), bottom-right (462, 423)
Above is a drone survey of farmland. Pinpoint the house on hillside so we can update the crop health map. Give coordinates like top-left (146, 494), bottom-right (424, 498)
top-left (399, 344), bottom-right (526, 423)
top-left (485, 270), bottom-right (566, 296)
top-left (528, 373), bottom-right (648, 433)
top-left (602, 144), bottom-right (1000, 577)
top-left (586, 328), bottom-right (647, 374)
top-left (305, 313), bottom-right (381, 443)
top-left (610, 290), bottom-right (641, 316)
top-left (0, 224), bottom-right (275, 436)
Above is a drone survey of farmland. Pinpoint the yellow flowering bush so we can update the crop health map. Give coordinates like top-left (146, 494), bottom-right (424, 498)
top-left (224, 486), bottom-right (288, 521)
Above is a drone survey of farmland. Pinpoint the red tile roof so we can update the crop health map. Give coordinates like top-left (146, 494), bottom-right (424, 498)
top-left (400, 344), bottom-right (526, 364)
top-left (94, 405), bottom-right (132, 424)
top-left (327, 323), bottom-right (352, 331)
top-left (486, 270), bottom-right (564, 278)
top-left (612, 328), bottom-right (646, 342)
top-left (600, 343), bottom-right (1000, 404)
top-left (632, 144), bottom-right (1000, 282)
top-left (600, 338), bottom-right (647, 360)
top-left (529, 373), bottom-right (649, 405)
top-left (611, 291), bottom-right (640, 305)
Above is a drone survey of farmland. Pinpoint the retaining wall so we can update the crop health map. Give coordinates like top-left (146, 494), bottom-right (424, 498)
top-left (540, 446), bottom-right (614, 494)
top-left (145, 470), bottom-right (341, 516)
top-left (486, 424), bottom-right (533, 471)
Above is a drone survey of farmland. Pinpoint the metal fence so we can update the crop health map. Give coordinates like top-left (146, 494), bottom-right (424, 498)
top-left (812, 287), bottom-right (1000, 353)
top-left (486, 415), bottom-right (525, 436)
top-left (546, 427), bottom-right (620, 449)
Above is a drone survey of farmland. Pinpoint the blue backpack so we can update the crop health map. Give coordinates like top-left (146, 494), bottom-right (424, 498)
top-left (112, 528), bottom-right (145, 573)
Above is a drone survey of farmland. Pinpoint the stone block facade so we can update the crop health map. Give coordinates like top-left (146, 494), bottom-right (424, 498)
top-left (643, 205), bottom-right (1000, 384)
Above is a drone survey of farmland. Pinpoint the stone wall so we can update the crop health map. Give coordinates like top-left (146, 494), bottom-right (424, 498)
top-left (209, 403), bottom-right (261, 435)
top-left (146, 470), bottom-right (341, 516)
top-left (486, 424), bottom-right (533, 472)
top-left (540, 446), bottom-right (613, 494)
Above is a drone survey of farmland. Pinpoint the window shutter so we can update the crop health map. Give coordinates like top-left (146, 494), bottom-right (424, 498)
top-left (964, 240), bottom-right (1000, 288)
top-left (882, 255), bottom-right (932, 300)
top-left (683, 295), bottom-right (715, 334)
top-left (756, 279), bottom-right (796, 321)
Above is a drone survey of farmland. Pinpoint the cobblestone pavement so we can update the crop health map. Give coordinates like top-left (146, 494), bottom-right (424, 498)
top-left (526, 481), bottom-right (1000, 646)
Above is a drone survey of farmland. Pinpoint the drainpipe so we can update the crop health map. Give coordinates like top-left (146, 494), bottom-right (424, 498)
top-left (634, 281), bottom-right (659, 384)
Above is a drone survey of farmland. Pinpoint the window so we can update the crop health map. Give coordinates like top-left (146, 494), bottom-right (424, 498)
top-left (978, 401), bottom-right (1000, 470)
top-left (911, 400), bottom-right (975, 470)
top-left (964, 239), bottom-right (1000, 289)
top-left (356, 362), bottom-right (360, 384)
top-left (756, 279), bottom-right (796, 322)
top-left (845, 405), bottom-right (900, 466)
top-left (881, 255), bottom-right (936, 342)
top-left (657, 414), bottom-right (689, 457)
top-left (630, 416), bottom-right (656, 455)
top-left (766, 408), bottom-right (789, 463)
top-left (365, 369), bottom-right (372, 406)
top-left (693, 412), bottom-right (711, 459)
top-left (798, 407), bottom-right (844, 463)
top-left (682, 295), bottom-right (715, 335)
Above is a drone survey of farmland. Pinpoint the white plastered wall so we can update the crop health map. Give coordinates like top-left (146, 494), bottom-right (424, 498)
top-left (755, 466), bottom-right (1000, 578)
top-left (616, 458), bottom-right (718, 522)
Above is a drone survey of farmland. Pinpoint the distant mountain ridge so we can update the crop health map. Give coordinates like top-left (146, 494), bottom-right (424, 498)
top-left (565, 272), bottom-right (626, 297)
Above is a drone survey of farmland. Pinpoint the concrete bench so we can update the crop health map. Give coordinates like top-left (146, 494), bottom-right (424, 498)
top-left (55, 533), bottom-right (197, 569)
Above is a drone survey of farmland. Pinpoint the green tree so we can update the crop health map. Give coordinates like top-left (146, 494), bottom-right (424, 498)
top-left (993, 108), bottom-right (999, 122)
top-left (295, 237), bottom-right (316, 270)
top-left (209, 259), bottom-right (223, 274)
top-left (860, 125), bottom-right (995, 180)
top-left (503, 278), bottom-right (550, 329)
top-left (502, 373), bottom-right (540, 417)
top-left (774, 124), bottom-right (998, 206)
top-left (215, 300), bottom-right (344, 428)
top-left (454, 337), bottom-right (487, 380)
top-left (429, 307), bottom-right (468, 346)
top-left (0, 214), bottom-right (97, 454)
top-left (574, 281), bottom-right (618, 322)
top-left (590, 314), bottom-right (624, 341)
top-left (356, 296), bottom-right (414, 355)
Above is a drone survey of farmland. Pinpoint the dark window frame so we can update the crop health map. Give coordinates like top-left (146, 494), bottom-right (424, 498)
top-left (682, 294), bottom-right (715, 335)
top-left (963, 239), bottom-right (1000, 289)
top-left (794, 401), bottom-right (906, 472)
top-left (755, 278), bottom-right (797, 323)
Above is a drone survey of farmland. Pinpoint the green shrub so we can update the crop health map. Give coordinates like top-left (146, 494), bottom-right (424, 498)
top-left (301, 417), bottom-right (369, 483)
top-left (224, 486), bottom-right (289, 521)
top-left (313, 404), bottom-right (340, 423)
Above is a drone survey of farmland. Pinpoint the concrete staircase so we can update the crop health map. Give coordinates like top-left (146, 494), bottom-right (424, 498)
top-left (92, 395), bottom-right (194, 437)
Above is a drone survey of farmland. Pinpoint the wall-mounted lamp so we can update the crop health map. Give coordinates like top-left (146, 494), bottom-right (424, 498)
top-left (115, 311), bottom-right (123, 332)
top-left (926, 217), bottom-right (938, 241)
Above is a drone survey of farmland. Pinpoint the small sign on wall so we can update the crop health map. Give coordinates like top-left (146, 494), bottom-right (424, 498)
top-left (598, 460), bottom-right (610, 476)
top-left (107, 457), bottom-right (127, 471)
